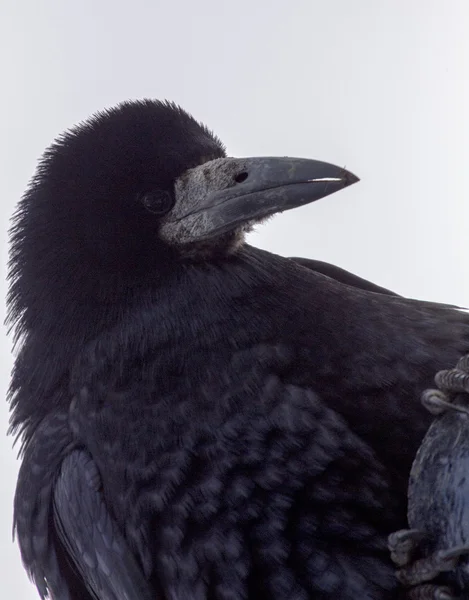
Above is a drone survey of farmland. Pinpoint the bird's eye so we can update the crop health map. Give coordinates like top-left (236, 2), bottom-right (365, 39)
top-left (140, 191), bottom-right (174, 216)
top-left (234, 171), bottom-right (249, 184)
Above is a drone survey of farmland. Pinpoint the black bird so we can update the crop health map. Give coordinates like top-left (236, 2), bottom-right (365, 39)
top-left (7, 99), bottom-right (469, 600)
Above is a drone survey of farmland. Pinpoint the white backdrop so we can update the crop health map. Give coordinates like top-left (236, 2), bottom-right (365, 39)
top-left (1, 1), bottom-right (468, 597)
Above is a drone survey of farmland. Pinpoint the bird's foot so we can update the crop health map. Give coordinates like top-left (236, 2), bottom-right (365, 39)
top-left (387, 354), bottom-right (469, 598)
top-left (389, 529), bottom-right (426, 567)
top-left (421, 354), bottom-right (469, 416)
top-left (405, 584), bottom-right (460, 600)
top-left (388, 529), bottom-right (469, 599)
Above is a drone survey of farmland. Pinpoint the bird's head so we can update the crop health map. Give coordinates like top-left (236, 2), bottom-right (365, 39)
top-left (8, 99), bottom-right (358, 328)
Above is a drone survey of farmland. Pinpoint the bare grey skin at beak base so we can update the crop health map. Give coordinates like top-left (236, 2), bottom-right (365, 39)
top-left (160, 156), bottom-right (359, 245)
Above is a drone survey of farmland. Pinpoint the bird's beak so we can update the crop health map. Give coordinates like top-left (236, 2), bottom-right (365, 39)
top-left (160, 156), bottom-right (359, 244)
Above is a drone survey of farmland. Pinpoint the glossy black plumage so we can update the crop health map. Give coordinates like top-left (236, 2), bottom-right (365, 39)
top-left (8, 99), bottom-right (469, 599)
top-left (290, 257), bottom-right (397, 297)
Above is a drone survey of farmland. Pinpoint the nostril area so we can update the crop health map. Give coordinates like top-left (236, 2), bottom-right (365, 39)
top-left (234, 172), bottom-right (248, 184)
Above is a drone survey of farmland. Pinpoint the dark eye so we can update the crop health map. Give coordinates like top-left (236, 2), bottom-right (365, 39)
top-left (234, 171), bottom-right (249, 184)
top-left (140, 191), bottom-right (174, 216)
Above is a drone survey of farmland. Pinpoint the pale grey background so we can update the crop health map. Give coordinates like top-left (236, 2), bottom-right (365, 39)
top-left (1, 1), bottom-right (468, 597)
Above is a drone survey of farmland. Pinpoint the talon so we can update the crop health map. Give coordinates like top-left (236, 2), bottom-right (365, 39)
top-left (435, 590), bottom-right (458, 600)
top-left (456, 353), bottom-right (469, 374)
top-left (388, 529), bottom-right (426, 566)
top-left (435, 545), bottom-right (469, 568)
top-left (421, 390), bottom-right (455, 415)
top-left (435, 368), bottom-right (469, 395)
top-left (407, 585), bottom-right (458, 600)
top-left (421, 389), bottom-right (469, 416)
top-left (435, 590), bottom-right (457, 600)
top-left (396, 545), bottom-right (469, 587)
